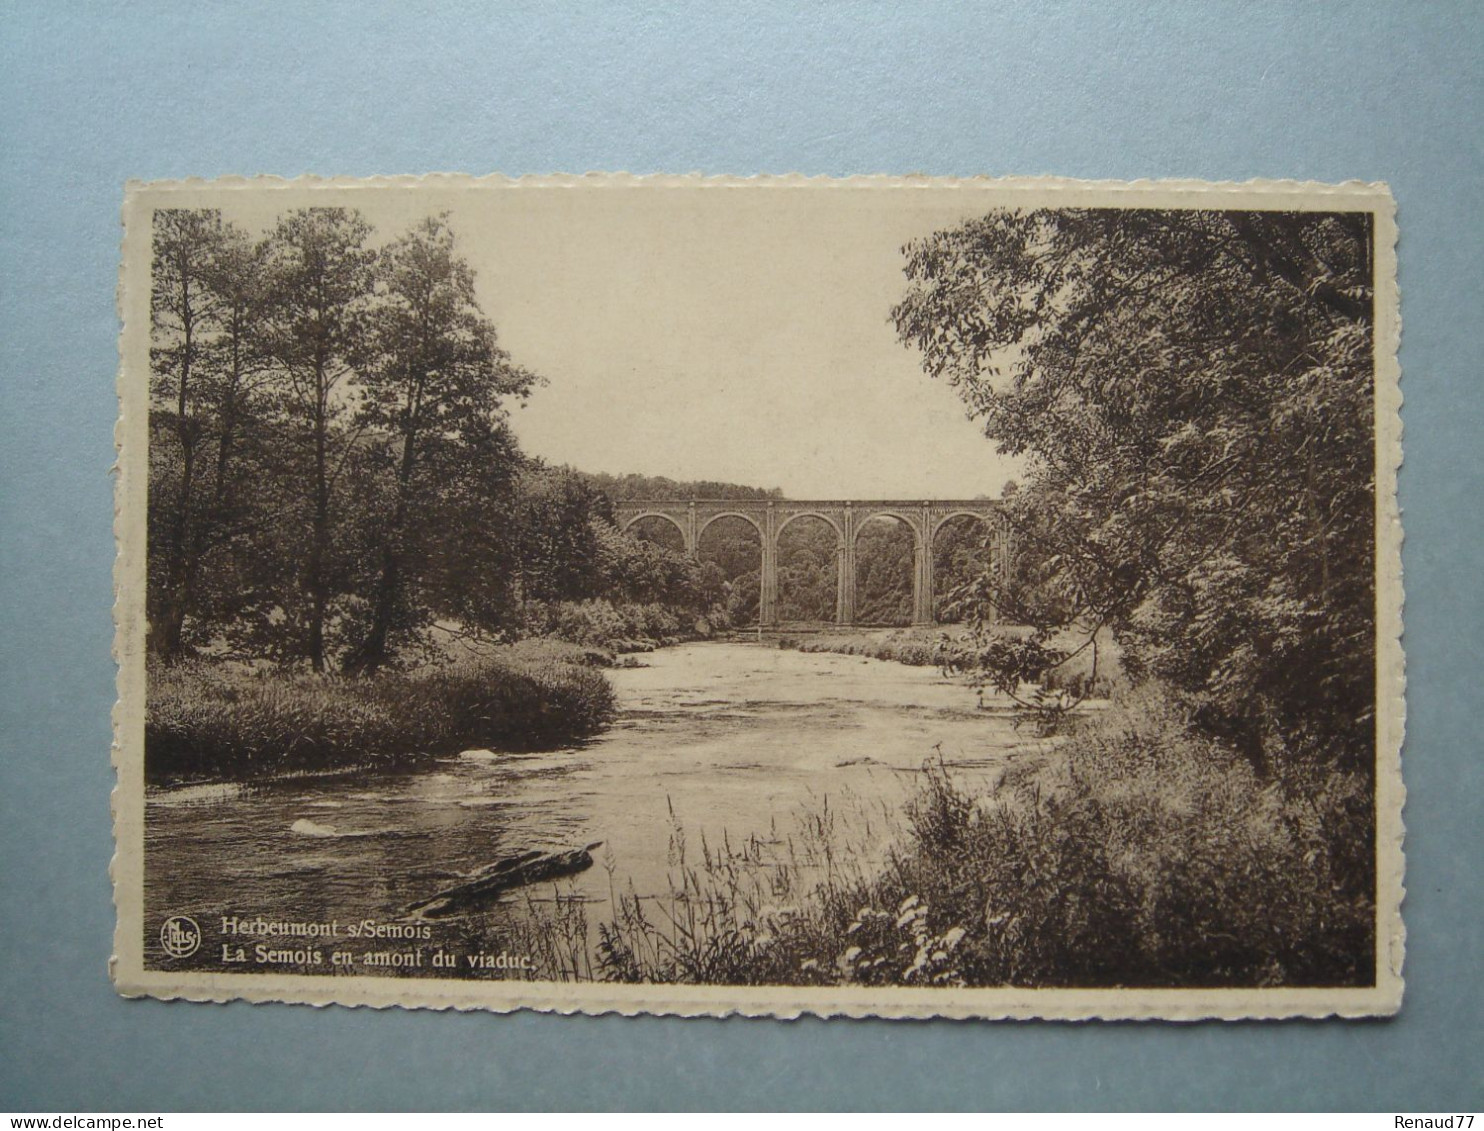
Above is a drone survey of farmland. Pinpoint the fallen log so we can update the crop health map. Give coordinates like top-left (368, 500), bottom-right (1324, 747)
top-left (403, 842), bottom-right (603, 921)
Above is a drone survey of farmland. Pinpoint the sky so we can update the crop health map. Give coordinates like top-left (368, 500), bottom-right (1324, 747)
top-left (446, 184), bottom-right (1022, 499)
top-left (142, 180), bottom-right (1026, 499)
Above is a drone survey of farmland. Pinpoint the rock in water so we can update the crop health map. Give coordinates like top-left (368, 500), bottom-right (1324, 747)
top-left (290, 818), bottom-right (339, 838)
top-left (403, 843), bottom-right (603, 921)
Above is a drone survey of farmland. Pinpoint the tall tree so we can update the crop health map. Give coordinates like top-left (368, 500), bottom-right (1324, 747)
top-left (258, 208), bottom-right (379, 671)
top-left (416, 416), bottom-right (529, 639)
top-left (894, 208), bottom-right (1375, 769)
top-left (148, 209), bottom-right (266, 661)
top-left (343, 215), bottom-right (536, 673)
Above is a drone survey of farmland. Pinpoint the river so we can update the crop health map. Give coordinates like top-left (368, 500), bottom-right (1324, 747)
top-left (144, 641), bottom-right (1037, 973)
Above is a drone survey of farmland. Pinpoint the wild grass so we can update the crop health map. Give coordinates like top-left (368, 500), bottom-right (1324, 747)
top-left (505, 686), bottom-right (1374, 988)
top-left (146, 649), bottom-right (617, 784)
top-left (499, 794), bottom-right (901, 987)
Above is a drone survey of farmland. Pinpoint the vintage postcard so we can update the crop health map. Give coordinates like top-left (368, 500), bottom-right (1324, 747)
top-left (113, 174), bottom-right (1403, 1018)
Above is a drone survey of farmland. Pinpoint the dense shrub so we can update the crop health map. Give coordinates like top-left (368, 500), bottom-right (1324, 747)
top-left (146, 650), bottom-right (616, 784)
top-left (871, 693), bottom-right (1376, 987)
top-left (521, 598), bottom-right (718, 652)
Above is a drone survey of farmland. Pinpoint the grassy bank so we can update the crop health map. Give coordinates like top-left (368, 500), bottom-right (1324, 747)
top-left (146, 640), bottom-right (616, 784)
top-left (780, 627), bottom-right (940, 666)
top-left (512, 687), bottom-right (1373, 988)
top-left (781, 626), bottom-right (1124, 701)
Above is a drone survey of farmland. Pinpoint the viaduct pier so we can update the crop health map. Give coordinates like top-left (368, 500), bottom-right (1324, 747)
top-left (613, 498), bottom-right (1010, 628)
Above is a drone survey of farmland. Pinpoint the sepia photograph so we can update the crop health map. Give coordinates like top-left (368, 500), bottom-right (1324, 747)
top-left (112, 175), bottom-right (1402, 1018)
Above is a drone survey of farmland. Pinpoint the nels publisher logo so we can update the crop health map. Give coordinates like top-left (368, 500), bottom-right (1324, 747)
top-left (160, 914), bottom-right (202, 959)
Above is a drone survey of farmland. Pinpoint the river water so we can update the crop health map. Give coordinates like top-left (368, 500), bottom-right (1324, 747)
top-left (145, 642), bottom-right (1035, 972)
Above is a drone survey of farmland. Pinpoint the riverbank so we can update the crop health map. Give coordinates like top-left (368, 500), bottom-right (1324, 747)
top-left (144, 641), bottom-right (1032, 979)
top-left (144, 637), bottom-right (1372, 989)
top-left (518, 684), bottom-right (1375, 989)
top-left (778, 625), bottom-right (1123, 700)
top-left (145, 639), bottom-right (616, 784)
top-left (144, 597), bottom-right (729, 785)
top-left (518, 598), bottom-right (720, 654)
top-left (778, 626), bottom-right (941, 666)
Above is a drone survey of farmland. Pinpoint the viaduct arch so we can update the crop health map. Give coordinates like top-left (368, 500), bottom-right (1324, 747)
top-left (615, 499), bottom-right (1012, 628)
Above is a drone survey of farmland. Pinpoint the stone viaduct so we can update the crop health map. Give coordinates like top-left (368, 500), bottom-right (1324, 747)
top-left (613, 499), bottom-right (1010, 628)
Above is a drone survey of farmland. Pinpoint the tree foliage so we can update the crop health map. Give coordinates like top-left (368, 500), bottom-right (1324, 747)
top-left (854, 518), bottom-right (914, 624)
top-left (147, 208), bottom-right (729, 672)
top-left (255, 208), bottom-right (381, 671)
top-left (148, 210), bottom-right (274, 662)
top-left (894, 208), bottom-right (1375, 770)
top-left (345, 215), bottom-right (537, 672)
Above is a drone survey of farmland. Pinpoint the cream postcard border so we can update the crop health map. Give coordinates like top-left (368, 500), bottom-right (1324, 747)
top-left (112, 173), bottom-right (1404, 1020)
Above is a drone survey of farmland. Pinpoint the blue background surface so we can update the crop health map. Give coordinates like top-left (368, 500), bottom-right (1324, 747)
top-left (1, 0), bottom-right (1480, 1112)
